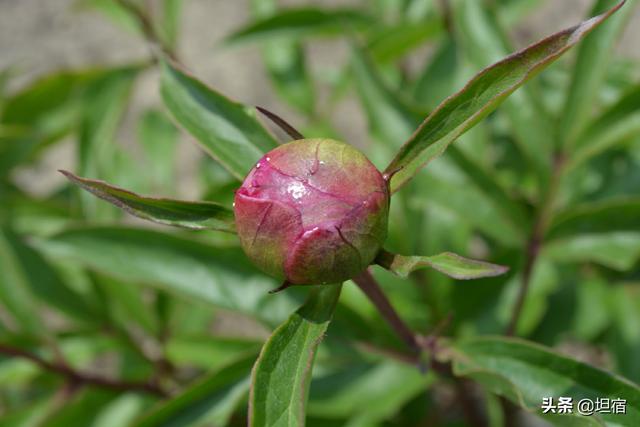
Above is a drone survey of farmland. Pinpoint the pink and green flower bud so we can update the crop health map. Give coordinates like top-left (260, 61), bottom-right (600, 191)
top-left (234, 138), bottom-right (389, 285)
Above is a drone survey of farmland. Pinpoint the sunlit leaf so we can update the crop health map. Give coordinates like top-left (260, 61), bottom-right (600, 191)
top-left (567, 84), bottom-right (640, 170)
top-left (413, 36), bottom-right (459, 110)
top-left (384, 2), bottom-right (625, 192)
top-left (81, 0), bottom-right (141, 34)
top-left (249, 284), bottom-right (342, 426)
top-left (366, 17), bottom-right (442, 63)
top-left (160, 0), bottom-right (182, 51)
top-left (452, 336), bottom-right (640, 426)
top-left (308, 360), bottom-right (433, 422)
top-left (226, 8), bottom-right (371, 43)
top-left (544, 232), bottom-right (640, 271)
top-left (559, 0), bottom-right (638, 150)
top-left (0, 227), bottom-right (96, 332)
top-left (351, 47), bottom-right (421, 148)
top-left (32, 226), bottom-right (299, 326)
top-left (453, 0), bottom-right (552, 183)
top-left (165, 336), bottom-right (262, 371)
top-left (160, 61), bottom-right (279, 180)
top-left (546, 197), bottom-right (640, 239)
top-left (134, 355), bottom-right (256, 427)
top-left (61, 170), bottom-right (236, 233)
top-left (250, 0), bottom-right (315, 114)
top-left (77, 66), bottom-right (140, 218)
top-left (137, 109), bottom-right (178, 193)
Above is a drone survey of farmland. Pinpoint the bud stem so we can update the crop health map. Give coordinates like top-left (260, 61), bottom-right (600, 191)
top-left (353, 269), bottom-right (420, 354)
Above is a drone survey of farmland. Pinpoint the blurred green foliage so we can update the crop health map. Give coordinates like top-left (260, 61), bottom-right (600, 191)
top-left (0, 0), bottom-right (639, 426)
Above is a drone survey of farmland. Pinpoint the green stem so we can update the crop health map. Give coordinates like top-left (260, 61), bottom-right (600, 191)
top-left (506, 152), bottom-right (565, 332)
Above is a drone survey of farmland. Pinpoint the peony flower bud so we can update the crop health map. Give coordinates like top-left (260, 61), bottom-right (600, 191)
top-left (234, 138), bottom-right (389, 285)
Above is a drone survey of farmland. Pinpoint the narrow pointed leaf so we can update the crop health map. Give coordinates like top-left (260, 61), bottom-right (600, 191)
top-left (32, 226), bottom-right (298, 326)
top-left (544, 232), bottom-right (640, 271)
top-left (567, 84), bottom-right (640, 170)
top-left (160, 61), bottom-right (279, 180)
top-left (134, 354), bottom-right (256, 427)
top-left (249, 284), bottom-right (342, 427)
top-left (351, 47), bottom-right (421, 147)
top-left (350, 45), bottom-right (527, 240)
top-left (0, 227), bottom-right (96, 331)
top-left (137, 109), bottom-right (178, 192)
top-left (376, 251), bottom-right (508, 280)
top-left (451, 336), bottom-right (640, 426)
top-left (225, 8), bottom-right (371, 43)
top-left (384, 1), bottom-right (626, 192)
top-left (251, 0), bottom-right (315, 115)
top-left (546, 197), bottom-right (640, 239)
top-left (60, 170), bottom-right (236, 233)
top-left (559, 0), bottom-right (638, 150)
top-left (453, 0), bottom-right (553, 184)
top-left (78, 66), bottom-right (140, 219)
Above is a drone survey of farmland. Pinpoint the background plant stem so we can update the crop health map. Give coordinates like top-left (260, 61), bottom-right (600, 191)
top-left (0, 343), bottom-right (168, 397)
top-left (506, 153), bottom-right (566, 335)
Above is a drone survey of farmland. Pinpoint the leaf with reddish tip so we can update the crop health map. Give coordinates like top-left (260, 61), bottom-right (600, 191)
top-left (384, 1), bottom-right (626, 193)
top-left (376, 251), bottom-right (508, 280)
top-left (249, 284), bottom-right (341, 426)
top-left (60, 170), bottom-right (236, 233)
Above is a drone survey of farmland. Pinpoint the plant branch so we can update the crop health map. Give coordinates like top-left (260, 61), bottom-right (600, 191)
top-left (506, 152), bottom-right (565, 335)
top-left (116, 0), bottom-right (179, 62)
top-left (353, 269), bottom-right (421, 353)
top-left (0, 343), bottom-right (168, 397)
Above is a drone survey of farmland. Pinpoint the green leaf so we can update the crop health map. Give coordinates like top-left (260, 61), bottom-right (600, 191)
top-left (250, 0), bottom-right (315, 115)
top-left (0, 229), bottom-right (43, 335)
top-left (0, 69), bottom-right (119, 174)
top-left (39, 389), bottom-right (119, 427)
top-left (413, 35), bottom-right (459, 110)
top-left (32, 226), bottom-right (299, 326)
top-left (308, 360), bottom-right (432, 421)
top-left (413, 173), bottom-right (523, 247)
top-left (0, 227), bottom-right (96, 332)
top-left (160, 0), bottom-right (182, 51)
top-left (225, 8), bottom-right (371, 43)
top-left (366, 17), bottom-right (443, 63)
top-left (546, 197), bottom-right (640, 239)
top-left (81, 0), bottom-right (141, 34)
top-left (1, 68), bottom-right (104, 139)
top-left (496, 257), bottom-right (559, 336)
top-left (453, 0), bottom-right (553, 183)
top-left (375, 250), bottom-right (508, 280)
top-left (559, 0), bottom-right (638, 150)
top-left (567, 84), bottom-right (640, 171)
top-left (92, 394), bottom-right (147, 427)
top-left (77, 66), bottom-right (140, 218)
top-left (134, 355), bottom-right (256, 427)
top-left (384, 1), bottom-right (626, 192)
top-left (60, 170), bottom-right (236, 233)
top-left (97, 275), bottom-right (159, 335)
top-left (160, 61), bottom-right (279, 180)
top-left (350, 47), bottom-right (422, 148)
top-left (544, 232), bottom-right (640, 271)
top-left (249, 284), bottom-right (342, 427)
top-left (446, 145), bottom-right (531, 233)
top-left (137, 109), bottom-right (178, 193)
top-left (452, 336), bottom-right (640, 426)
top-left (165, 336), bottom-right (262, 370)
